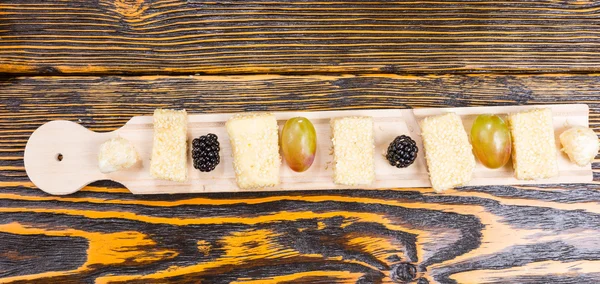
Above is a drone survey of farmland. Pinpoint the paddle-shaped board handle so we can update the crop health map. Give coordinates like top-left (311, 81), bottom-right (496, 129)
top-left (24, 120), bottom-right (114, 195)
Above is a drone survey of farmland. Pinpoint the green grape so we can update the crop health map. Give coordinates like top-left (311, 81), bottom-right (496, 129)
top-left (281, 117), bottom-right (317, 172)
top-left (471, 114), bottom-right (512, 169)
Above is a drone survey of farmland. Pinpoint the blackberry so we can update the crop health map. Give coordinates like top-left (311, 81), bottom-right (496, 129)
top-left (386, 135), bottom-right (418, 168)
top-left (192, 133), bottom-right (220, 172)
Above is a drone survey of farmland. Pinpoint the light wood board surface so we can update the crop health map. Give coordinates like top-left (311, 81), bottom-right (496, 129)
top-left (24, 104), bottom-right (592, 195)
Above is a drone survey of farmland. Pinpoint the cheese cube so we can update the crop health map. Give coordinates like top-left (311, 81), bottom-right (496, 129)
top-left (508, 108), bottom-right (558, 180)
top-left (331, 116), bottom-right (375, 185)
top-left (226, 113), bottom-right (281, 189)
top-left (150, 109), bottom-right (188, 182)
top-left (420, 113), bottom-right (475, 192)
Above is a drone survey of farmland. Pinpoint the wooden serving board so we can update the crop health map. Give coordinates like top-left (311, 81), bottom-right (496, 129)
top-left (24, 104), bottom-right (592, 195)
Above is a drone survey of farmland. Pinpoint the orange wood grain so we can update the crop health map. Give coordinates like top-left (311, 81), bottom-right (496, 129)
top-left (0, 74), bottom-right (600, 283)
top-left (2, 1), bottom-right (600, 75)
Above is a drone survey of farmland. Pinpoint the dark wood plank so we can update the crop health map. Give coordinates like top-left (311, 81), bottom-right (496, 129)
top-left (2, 1), bottom-right (600, 75)
top-left (1, 74), bottom-right (600, 283)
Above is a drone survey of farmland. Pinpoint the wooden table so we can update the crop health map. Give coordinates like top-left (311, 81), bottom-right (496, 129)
top-left (1, 1), bottom-right (599, 283)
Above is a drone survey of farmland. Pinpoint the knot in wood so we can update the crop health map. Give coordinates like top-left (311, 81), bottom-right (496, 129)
top-left (113, 0), bottom-right (148, 18)
top-left (390, 262), bottom-right (417, 283)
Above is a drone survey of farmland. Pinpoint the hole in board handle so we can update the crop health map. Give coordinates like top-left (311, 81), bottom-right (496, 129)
top-left (56, 153), bottom-right (63, 162)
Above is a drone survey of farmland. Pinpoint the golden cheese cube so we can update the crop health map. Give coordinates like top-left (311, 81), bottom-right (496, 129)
top-left (150, 109), bottom-right (188, 182)
top-left (331, 116), bottom-right (375, 186)
top-left (508, 108), bottom-right (558, 180)
top-left (226, 113), bottom-right (281, 189)
top-left (420, 113), bottom-right (475, 192)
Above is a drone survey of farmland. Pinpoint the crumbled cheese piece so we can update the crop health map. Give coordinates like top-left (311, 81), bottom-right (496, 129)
top-left (150, 109), bottom-right (188, 182)
top-left (560, 126), bottom-right (599, 167)
top-left (508, 108), bottom-right (558, 180)
top-left (226, 113), bottom-right (281, 189)
top-left (420, 113), bottom-right (475, 192)
top-left (331, 116), bottom-right (375, 185)
top-left (98, 137), bottom-right (139, 173)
